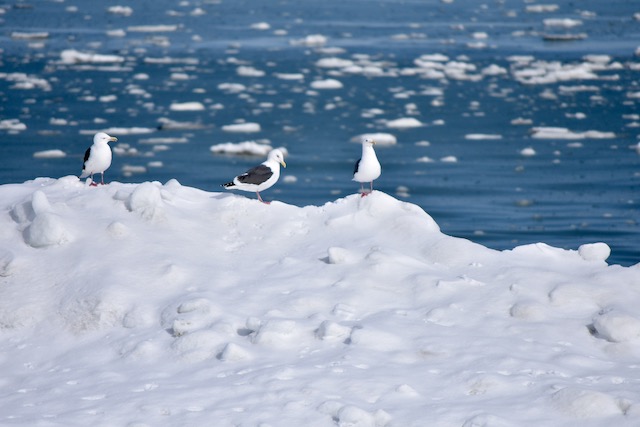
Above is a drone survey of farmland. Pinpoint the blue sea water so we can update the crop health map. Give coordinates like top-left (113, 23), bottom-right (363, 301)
top-left (1, 0), bottom-right (639, 265)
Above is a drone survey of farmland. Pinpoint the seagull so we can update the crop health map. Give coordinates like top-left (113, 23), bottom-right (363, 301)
top-left (79, 132), bottom-right (118, 186)
top-left (353, 137), bottom-right (381, 196)
top-left (222, 148), bottom-right (287, 204)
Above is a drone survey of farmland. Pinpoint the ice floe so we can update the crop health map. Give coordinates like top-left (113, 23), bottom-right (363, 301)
top-left (210, 141), bottom-right (273, 156)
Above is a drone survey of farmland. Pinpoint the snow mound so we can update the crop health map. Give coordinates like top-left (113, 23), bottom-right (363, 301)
top-left (552, 387), bottom-right (622, 418)
top-left (0, 179), bottom-right (638, 426)
top-left (125, 181), bottom-right (166, 221)
top-left (578, 242), bottom-right (611, 261)
top-left (592, 309), bottom-right (640, 343)
top-left (15, 190), bottom-right (73, 247)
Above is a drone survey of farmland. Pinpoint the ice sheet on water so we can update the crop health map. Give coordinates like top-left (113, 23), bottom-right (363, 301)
top-left (210, 141), bottom-right (272, 156)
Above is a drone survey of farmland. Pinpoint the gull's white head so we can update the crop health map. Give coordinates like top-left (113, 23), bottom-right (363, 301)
top-left (94, 132), bottom-right (118, 145)
top-left (362, 137), bottom-right (376, 146)
top-left (268, 149), bottom-right (287, 168)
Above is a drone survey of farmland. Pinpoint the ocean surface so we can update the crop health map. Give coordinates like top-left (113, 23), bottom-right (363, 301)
top-left (1, 0), bottom-right (639, 265)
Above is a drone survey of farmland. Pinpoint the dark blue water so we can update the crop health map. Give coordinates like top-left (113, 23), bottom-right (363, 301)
top-left (1, 0), bottom-right (639, 265)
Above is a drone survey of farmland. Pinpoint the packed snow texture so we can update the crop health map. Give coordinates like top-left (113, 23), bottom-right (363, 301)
top-left (0, 178), bottom-right (639, 426)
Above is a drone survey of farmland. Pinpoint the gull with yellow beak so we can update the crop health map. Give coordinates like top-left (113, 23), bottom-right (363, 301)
top-left (353, 137), bottom-right (381, 196)
top-left (79, 132), bottom-right (118, 186)
top-left (222, 148), bottom-right (287, 204)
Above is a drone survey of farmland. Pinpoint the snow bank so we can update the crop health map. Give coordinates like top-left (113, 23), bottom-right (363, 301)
top-left (0, 179), bottom-right (638, 426)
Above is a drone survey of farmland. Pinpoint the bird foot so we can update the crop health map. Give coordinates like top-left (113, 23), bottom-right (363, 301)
top-left (89, 182), bottom-right (98, 187)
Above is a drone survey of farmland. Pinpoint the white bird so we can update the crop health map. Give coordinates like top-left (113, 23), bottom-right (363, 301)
top-left (353, 138), bottom-right (381, 196)
top-left (79, 132), bottom-right (118, 186)
top-left (222, 149), bottom-right (287, 204)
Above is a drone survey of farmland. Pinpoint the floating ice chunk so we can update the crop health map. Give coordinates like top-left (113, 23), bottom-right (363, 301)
top-left (237, 66), bottom-right (265, 77)
top-left (218, 82), bottom-right (246, 93)
top-left (157, 118), bottom-right (206, 130)
top-left (250, 22), bottom-right (270, 30)
top-left (526, 4), bottom-right (559, 13)
top-left (33, 149), bottom-right (66, 159)
top-left (440, 156), bottom-right (458, 163)
top-left (544, 18), bottom-right (582, 27)
top-left (127, 25), bottom-right (178, 32)
top-left (79, 127), bottom-right (154, 135)
top-left (170, 72), bottom-right (190, 80)
top-left (350, 133), bottom-right (397, 145)
top-left (0, 119), bottom-right (27, 131)
top-left (417, 53), bottom-right (449, 62)
top-left (592, 309), bottom-right (640, 343)
top-left (482, 64), bottom-right (507, 76)
top-left (416, 156), bottom-right (434, 163)
top-left (315, 57), bottom-right (354, 68)
top-left (465, 134), bottom-right (502, 140)
top-left (274, 72), bottom-right (304, 80)
top-left (169, 102), bottom-right (205, 111)
top-left (11, 31), bottom-right (49, 40)
top-left (511, 117), bottom-right (533, 125)
top-left (145, 57), bottom-right (199, 65)
top-left (107, 6), bottom-right (133, 16)
top-left (5, 73), bottom-right (51, 91)
top-left (578, 242), bottom-right (610, 261)
top-left (386, 117), bottom-right (423, 129)
top-left (520, 147), bottom-right (536, 157)
top-left (106, 29), bottom-right (126, 37)
top-left (310, 79), bottom-right (343, 89)
top-left (531, 127), bottom-right (615, 139)
top-left (210, 141), bottom-right (272, 156)
top-left (60, 49), bottom-right (125, 64)
top-left (290, 34), bottom-right (328, 46)
top-left (222, 122), bottom-right (261, 133)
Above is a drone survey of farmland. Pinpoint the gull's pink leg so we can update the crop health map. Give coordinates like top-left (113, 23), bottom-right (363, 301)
top-left (257, 192), bottom-right (270, 204)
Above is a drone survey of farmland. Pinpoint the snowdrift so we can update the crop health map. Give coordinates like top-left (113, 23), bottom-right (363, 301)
top-left (0, 177), bottom-right (639, 426)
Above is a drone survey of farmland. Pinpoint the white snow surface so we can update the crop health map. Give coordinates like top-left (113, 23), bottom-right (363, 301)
top-left (1, 178), bottom-right (640, 426)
